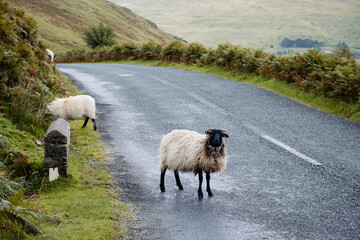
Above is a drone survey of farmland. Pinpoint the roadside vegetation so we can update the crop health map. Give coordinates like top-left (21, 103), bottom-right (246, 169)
top-left (1, 1), bottom-right (129, 239)
top-left (58, 41), bottom-right (360, 123)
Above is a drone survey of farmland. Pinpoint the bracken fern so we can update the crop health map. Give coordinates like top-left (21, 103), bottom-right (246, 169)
top-left (0, 163), bottom-right (53, 237)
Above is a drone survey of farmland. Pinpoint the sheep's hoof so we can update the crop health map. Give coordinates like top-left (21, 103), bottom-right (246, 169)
top-left (198, 190), bottom-right (203, 199)
top-left (208, 191), bottom-right (213, 197)
top-left (178, 185), bottom-right (184, 190)
top-left (160, 185), bottom-right (166, 192)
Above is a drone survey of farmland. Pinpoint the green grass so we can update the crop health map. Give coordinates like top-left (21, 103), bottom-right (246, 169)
top-left (0, 115), bottom-right (131, 239)
top-left (106, 59), bottom-right (360, 123)
top-left (0, 115), bottom-right (44, 170)
top-left (23, 121), bottom-right (131, 239)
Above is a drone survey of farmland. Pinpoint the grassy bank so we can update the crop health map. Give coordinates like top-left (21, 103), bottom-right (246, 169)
top-left (24, 121), bottom-right (131, 239)
top-left (107, 59), bottom-right (360, 123)
top-left (0, 115), bottom-right (131, 239)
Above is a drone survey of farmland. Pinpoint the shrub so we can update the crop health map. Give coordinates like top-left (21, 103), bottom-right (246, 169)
top-left (183, 42), bottom-right (207, 64)
top-left (86, 46), bottom-right (111, 62)
top-left (139, 41), bottom-right (163, 60)
top-left (83, 23), bottom-right (116, 49)
top-left (120, 42), bottom-right (139, 60)
top-left (162, 40), bottom-right (187, 62)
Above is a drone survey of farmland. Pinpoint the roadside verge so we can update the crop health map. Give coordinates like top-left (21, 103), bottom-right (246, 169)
top-left (21, 120), bottom-right (131, 239)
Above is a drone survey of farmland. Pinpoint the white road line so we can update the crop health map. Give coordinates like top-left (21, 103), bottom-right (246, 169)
top-left (118, 74), bottom-right (133, 77)
top-left (261, 135), bottom-right (322, 166)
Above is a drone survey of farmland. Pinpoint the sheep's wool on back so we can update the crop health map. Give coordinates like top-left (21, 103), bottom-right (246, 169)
top-left (159, 130), bottom-right (227, 174)
top-left (48, 95), bottom-right (95, 120)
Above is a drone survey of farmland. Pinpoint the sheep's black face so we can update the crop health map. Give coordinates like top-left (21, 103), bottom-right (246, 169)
top-left (205, 129), bottom-right (229, 147)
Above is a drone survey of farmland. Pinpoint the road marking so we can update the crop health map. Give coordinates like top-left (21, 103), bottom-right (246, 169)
top-left (118, 74), bottom-right (133, 77)
top-left (261, 135), bottom-right (322, 166)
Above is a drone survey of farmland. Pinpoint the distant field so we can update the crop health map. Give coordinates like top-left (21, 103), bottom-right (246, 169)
top-left (109, 0), bottom-right (360, 50)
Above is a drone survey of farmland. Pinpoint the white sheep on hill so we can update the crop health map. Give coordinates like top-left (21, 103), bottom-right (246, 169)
top-left (46, 49), bottom-right (54, 62)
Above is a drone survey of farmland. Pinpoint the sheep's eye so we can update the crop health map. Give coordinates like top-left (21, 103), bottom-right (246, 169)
top-left (223, 135), bottom-right (227, 139)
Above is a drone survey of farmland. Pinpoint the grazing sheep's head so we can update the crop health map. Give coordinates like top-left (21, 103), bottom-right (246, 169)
top-left (205, 129), bottom-right (229, 149)
top-left (47, 100), bottom-right (57, 113)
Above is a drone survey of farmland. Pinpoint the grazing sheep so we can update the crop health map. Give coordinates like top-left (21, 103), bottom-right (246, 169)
top-left (46, 49), bottom-right (54, 62)
top-left (47, 95), bottom-right (97, 131)
top-left (159, 128), bottom-right (229, 198)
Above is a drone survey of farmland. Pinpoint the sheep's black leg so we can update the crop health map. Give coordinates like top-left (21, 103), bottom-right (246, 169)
top-left (82, 117), bottom-right (89, 128)
top-left (206, 172), bottom-right (213, 197)
top-left (91, 119), bottom-right (97, 131)
top-left (198, 171), bottom-right (203, 198)
top-left (160, 167), bottom-right (167, 192)
top-left (174, 170), bottom-right (183, 190)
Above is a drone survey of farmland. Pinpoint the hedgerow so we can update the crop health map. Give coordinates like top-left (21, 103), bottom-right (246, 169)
top-left (59, 41), bottom-right (360, 105)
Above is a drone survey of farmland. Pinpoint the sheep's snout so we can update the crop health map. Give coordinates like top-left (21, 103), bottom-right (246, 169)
top-left (212, 137), bottom-right (221, 147)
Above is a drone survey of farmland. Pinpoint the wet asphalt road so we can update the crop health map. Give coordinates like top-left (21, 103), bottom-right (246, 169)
top-left (58, 63), bottom-right (360, 240)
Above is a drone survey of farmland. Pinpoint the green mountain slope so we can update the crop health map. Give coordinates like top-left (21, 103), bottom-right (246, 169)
top-left (109, 0), bottom-right (360, 49)
top-left (6, 0), bottom-right (176, 52)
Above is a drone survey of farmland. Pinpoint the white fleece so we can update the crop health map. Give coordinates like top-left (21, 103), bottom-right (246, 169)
top-left (48, 95), bottom-right (96, 120)
top-left (159, 129), bottom-right (227, 174)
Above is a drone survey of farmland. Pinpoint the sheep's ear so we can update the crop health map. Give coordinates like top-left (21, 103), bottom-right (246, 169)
top-left (221, 129), bottom-right (229, 138)
top-left (205, 128), bottom-right (213, 135)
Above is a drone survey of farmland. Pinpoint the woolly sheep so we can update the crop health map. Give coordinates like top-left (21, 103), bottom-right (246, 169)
top-left (159, 128), bottom-right (229, 198)
top-left (47, 95), bottom-right (97, 131)
top-left (46, 49), bottom-right (54, 62)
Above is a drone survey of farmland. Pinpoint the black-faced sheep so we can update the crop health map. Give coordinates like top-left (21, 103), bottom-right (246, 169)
top-left (47, 95), bottom-right (97, 131)
top-left (159, 128), bottom-right (229, 198)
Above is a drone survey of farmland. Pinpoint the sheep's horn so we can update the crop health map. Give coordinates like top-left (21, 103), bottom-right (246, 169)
top-left (205, 128), bottom-right (213, 135)
top-left (221, 129), bottom-right (227, 133)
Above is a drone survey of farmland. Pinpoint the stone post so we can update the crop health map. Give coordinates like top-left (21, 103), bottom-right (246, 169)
top-left (44, 118), bottom-right (70, 181)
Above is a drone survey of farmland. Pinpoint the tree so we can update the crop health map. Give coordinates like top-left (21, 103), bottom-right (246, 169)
top-left (281, 37), bottom-right (324, 48)
top-left (336, 41), bottom-right (349, 49)
top-left (83, 23), bottom-right (116, 49)
top-left (280, 38), bottom-right (294, 48)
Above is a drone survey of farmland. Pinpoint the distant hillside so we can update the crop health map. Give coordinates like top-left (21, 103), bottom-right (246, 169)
top-left (109, 0), bottom-right (360, 50)
top-left (5, 0), bottom-right (176, 52)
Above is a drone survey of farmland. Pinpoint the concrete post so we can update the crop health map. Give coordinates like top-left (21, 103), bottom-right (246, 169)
top-left (44, 118), bottom-right (70, 181)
